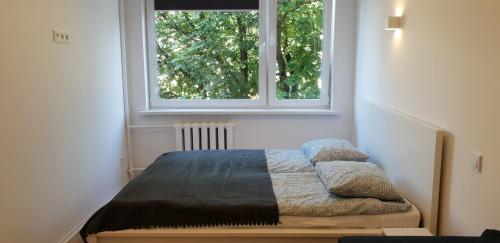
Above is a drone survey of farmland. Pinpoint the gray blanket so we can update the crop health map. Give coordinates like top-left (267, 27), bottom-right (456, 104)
top-left (81, 150), bottom-right (279, 241)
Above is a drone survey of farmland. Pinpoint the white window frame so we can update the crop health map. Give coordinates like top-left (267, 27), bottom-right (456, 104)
top-left (145, 0), bottom-right (334, 110)
top-left (267, 0), bottom-right (333, 108)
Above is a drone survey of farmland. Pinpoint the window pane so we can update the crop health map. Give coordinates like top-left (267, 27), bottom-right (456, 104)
top-left (155, 11), bottom-right (260, 100)
top-left (276, 0), bottom-right (324, 100)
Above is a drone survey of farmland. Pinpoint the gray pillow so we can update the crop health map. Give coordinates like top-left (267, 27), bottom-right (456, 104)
top-left (301, 138), bottom-right (368, 164)
top-left (316, 161), bottom-right (405, 201)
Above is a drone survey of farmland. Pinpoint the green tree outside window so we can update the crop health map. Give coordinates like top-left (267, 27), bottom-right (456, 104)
top-left (155, 0), bottom-right (323, 100)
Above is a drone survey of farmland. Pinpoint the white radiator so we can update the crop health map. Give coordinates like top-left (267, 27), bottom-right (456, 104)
top-left (175, 122), bottom-right (234, 151)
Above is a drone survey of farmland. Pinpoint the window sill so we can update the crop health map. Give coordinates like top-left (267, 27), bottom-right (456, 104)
top-left (138, 109), bottom-right (341, 116)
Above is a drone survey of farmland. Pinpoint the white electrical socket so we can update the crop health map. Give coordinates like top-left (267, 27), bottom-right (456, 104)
top-left (53, 30), bottom-right (70, 44)
top-left (471, 152), bottom-right (483, 173)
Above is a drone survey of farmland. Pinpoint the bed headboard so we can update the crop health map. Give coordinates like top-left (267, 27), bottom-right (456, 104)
top-left (356, 99), bottom-right (444, 235)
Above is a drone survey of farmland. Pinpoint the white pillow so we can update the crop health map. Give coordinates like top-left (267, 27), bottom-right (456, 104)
top-left (301, 138), bottom-right (368, 164)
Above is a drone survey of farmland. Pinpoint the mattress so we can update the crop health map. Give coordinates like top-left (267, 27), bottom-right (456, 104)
top-left (278, 205), bottom-right (420, 229)
top-left (174, 204), bottom-right (419, 230)
top-left (188, 205), bottom-right (419, 229)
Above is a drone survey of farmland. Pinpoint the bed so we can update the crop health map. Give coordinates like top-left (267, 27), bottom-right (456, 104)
top-left (83, 100), bottom-right (444, 243)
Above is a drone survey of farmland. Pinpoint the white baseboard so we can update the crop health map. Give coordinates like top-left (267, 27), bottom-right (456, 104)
top-left (58, 187), bottom-right (122, 243)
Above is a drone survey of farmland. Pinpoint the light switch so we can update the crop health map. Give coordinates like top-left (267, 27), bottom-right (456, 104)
top-left (53, 30), bottom-right (70, 44)
top-left (471, 152), bottom-right (483, 173)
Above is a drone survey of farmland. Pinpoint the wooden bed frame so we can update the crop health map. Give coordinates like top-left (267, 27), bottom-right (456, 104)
top-left (87, 99), bottom-right (444, 243)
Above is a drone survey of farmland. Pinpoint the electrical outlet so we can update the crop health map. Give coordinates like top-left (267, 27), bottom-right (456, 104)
top-left (471, 152), bottom-right (483, 173)
top-left (53, 30), bottom-right (70, 44)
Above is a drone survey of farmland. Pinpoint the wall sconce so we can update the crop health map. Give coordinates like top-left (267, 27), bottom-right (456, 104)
top-left (385, 16), bottom-right (402, 30)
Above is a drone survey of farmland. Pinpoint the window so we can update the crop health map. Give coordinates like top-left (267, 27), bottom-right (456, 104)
top-left (146, 0), bottom-right (334, 109)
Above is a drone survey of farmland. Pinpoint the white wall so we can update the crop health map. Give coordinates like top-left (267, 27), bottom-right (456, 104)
top-left (355, 0), bottom-right (500, 236)
top-left (0, 0), bottom-right (127, 242)
top-left (122, 0), bottom-right (359, 169)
